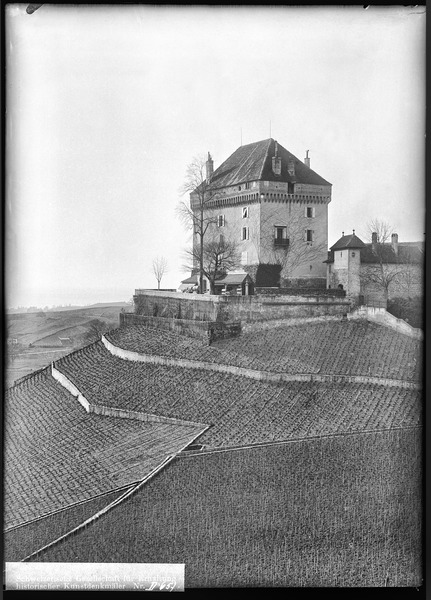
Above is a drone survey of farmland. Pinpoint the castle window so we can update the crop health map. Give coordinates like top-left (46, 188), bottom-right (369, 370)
top-left (245, 182), bottom-right (251, 190)
top-left (242, 207), bottom-right (249, 219)
top-left (241, 226), bottom-right (249, 241)
top-left (218, 215), bottom-right (225, 227)
top-left (241, 251), bottom-right (248, 265)
top-left (305, 229), bottom-right (314, 243)
top-left (306, 206), bottom-right (315, 218)
top-left (352, 252), bottom-right (355, 257)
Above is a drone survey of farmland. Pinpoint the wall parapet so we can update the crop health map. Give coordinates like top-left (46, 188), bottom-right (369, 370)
top-left (256, 287), bottom-right (346, 297)
top-left (51, 363), bottom-right (91, 412)
top-left (349, 306), bottom-right (423, 340)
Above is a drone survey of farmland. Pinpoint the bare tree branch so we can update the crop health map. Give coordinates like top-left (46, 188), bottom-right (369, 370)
top-left (361, 218), bottom-right (407, 302)
top-left (177, 154), bottom-right (220, 293)
top-left (152, 256), bottom-right (168, 290)
top-left (183, 232), bottom-right (241, 294)
top-left (249, 207), bottom-right (326, 280)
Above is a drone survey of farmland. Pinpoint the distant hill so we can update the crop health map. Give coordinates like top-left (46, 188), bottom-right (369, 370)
top-left (7, 301), bottom-right (131, 315)
top-left (85, 302), bottom-right (131, 309)
top-left (5, 305), bottom-right (132, 387)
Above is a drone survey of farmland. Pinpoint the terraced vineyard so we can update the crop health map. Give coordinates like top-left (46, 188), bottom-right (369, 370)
top-left (105, 320), bottom-right (422, 381)
top-left (5, 368), bottom-right (203, 529)
top-left (4, 488), bottom-right (129, 561)
top-left (55, 342), bottom-right (421, 448)
top-left (38, 428), bottom-right (422, 588)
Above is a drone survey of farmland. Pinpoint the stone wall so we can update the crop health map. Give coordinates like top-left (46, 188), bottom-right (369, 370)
top-left (120, 312), bottom-right (241, 341)
top-left (133, 290), bottom-right (352, 325)
top-left (134, 290), bottom-right (218, 321)
top-left (221, 294), bottom-right (351, 322)
top-left (256, 287), bottom-right (345, 297)
top-left (280, 277), bottom-right (327, 289)
top-left (121, 313), bottom-right (210, 340)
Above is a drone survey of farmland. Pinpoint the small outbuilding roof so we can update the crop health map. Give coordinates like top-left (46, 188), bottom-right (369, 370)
top-left (180, 274), bottom-right (198, 285)
top-left (214, 273), bottom-right (252, 286)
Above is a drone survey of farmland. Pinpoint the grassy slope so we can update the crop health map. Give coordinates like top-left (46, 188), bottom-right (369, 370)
top-left (38, 428), bottom-right (422, 588)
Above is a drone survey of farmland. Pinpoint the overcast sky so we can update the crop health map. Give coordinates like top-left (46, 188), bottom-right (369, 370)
top-left (6, 5), bottom-right (425, 308)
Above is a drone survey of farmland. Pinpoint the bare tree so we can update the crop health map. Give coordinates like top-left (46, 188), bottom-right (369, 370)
top-left (152, 256), bottom-right (168, 290)
top-left (84, 319), bottom-right (110, 344)
top-left (361, 219), bottom-right (406, 303)
top-left (177, 154), bottom-right (220, 293)
top-left (183, 233), bottom-right (240, 294)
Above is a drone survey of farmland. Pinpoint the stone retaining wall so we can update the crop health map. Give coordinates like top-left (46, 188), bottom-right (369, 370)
top-left (120, 313), bottom-right (241, 341)
top-left (133, 289), bottom-right (351, 323)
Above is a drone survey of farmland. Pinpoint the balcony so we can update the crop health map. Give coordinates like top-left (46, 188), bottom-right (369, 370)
top-left (274, 238), bottom-right (290, 248)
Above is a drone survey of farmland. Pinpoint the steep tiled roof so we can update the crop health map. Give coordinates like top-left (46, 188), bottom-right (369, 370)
top-left (330, 234), bottom-right (366, 251)
top-left (207, 138), bottom-right (331, 189)
top-left (360, 243), bottom-right (424, 265)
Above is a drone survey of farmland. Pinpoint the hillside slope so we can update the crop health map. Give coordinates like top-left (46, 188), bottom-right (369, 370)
top-left (37, 429), bottom-right (422, 588)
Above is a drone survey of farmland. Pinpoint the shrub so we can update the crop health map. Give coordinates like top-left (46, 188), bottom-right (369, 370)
top-left (387, 296), bottom-right (423, 329)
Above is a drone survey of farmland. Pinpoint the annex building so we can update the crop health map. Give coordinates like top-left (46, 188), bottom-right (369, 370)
top-left (326, 231), bottom-right (424, 306)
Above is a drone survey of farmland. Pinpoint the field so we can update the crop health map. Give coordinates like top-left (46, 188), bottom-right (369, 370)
top-left (5, 349), bottom-right (74, 389)
top-left (37, 428), bottom-right (422, 588)
top-left (4, 488), bottom-right (130, 561)
top-left (55, 341), bottom-right (422, 448)
top-left (5, 368), bottom-right (204, 529)
top-left (106, 320), bottom-right (422, 381)
top-left (6, 305), bottom-right (126, 387)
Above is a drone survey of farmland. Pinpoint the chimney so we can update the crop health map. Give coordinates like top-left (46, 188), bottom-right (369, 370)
top-left (391, 233), bottom-right (399, 255)
top-left (206, 152), bottom-right (214, 183)
top-left (372, 232), bottom-right (378, 251)
top-left (272, 141), bottom-right (281, 175)
top-left (304, 150), bottom-right (310, 168)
